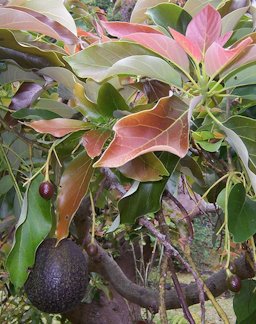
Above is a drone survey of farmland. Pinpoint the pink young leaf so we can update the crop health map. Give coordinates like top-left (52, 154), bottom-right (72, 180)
top-left (215, 31), bottom-right (233, 47)
top-left (26, 118), bottom-right (90, 137)
top-left (169, 28), bottom-right (202, 63)
top-left (82, 129), bottom-right (112, 158)
top-left (94, 96), bottom-right (190, 168)
top-left (205, 37), bottom-right (253, 76)
top-left (221, 44), bottom-right (256, 76)
top-left (186, 4), bottom-right (221, 54)
top-left (101, 21), bottom-right (162, 38)
top-left (124, 33), bottom-right (189, 72)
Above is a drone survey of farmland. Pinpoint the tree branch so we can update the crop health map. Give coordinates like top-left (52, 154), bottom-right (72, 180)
top-left (88, 239), bottom-right (254, 313)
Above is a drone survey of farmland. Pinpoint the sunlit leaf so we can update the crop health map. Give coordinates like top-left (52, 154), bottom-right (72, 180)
top-left (130, 0), bottom-right (170, 23)
top-left (184, 0), bottom-right (220, 16)
top-left (0, 7), bottom-right (77, 44)
top-left (186, 5), bottom-right (221, 54)
top-left (82, 129), bottom-right (112, 158)
top-left (6, 175), bottom-right (52, 289)
top-left (94, 96), bottom-right (189, 168)
top-left (101, 21), bottom-right (162, 38)
top-left (19, 0), bottom-right (77, 35)
top-left (118, 153), bottom-right (179, 223)
top-left (119, 153), bottom-right (169, 182)
top-left (147, 3), bottom-right (191, 34)
top-left (228, 183), bottom-right (256, 242)
top-left (56, 152), bottom-right (94, 242)
top-left (26, 118), bottom-right (90, 137)
top-left (124, 33), bottom-right (190, 72)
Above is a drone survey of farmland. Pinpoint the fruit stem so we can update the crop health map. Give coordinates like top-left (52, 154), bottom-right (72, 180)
top-left (89, 191), bottom-right (96, 244)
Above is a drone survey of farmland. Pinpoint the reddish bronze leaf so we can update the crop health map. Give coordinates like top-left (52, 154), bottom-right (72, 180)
top-left (26, 118), bottom-right (89, 137)
top-left (82, 129), bottom-right (112, 158)
top-left (185, 5), bottom-right (221, 54)
top-left (124, 33), bottom-right (189, 72)
top-left (119, 153), bottom-right (169, 182)
top-left (101, 21), bottom-right (162, 38)
top-left (94, 96), bottom-right (189, 168)
top-left (56, 152), bottom-right (94, 242)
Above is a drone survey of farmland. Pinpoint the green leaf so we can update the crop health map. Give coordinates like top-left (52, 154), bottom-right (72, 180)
top-left (196, 139), bottom-right (223, 152)
top-left (130, 0), bottom-right (170, 23)
top-left (225, 64), bottom-right (256, 88)
top-left (234, 279), bottom-right (256, 323)
top-left (0, 29), bottom-right (64, 69)
top-left (220, 117), bottom-right (256, 193)
top-left (12, 108), bottom-right (61, 120)
top-left (231, 85), bottom-right (256, 100)
top-left (6, 175), bottom-right (52, 289)
top-left (228, 183), bottom-right (256, 242)
top-left (0, 175), bottom-right (13, 196)
top-left (97, 83), bottom-right (129, 118)
top-left (147, 3), bottom-right (191, 34)
top-left (183, 0), bottom-right (220, 16)
top-left (65, 41), bottom-right (164, 80)
top-left (118, 153), bottom-right (179, 223)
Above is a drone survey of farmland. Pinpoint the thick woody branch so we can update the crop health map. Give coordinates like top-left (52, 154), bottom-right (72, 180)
top-left (89, 240), bottom-right (254, 313)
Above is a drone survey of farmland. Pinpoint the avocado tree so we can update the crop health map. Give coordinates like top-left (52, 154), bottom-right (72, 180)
top-left (1, 0), bottom-right (256, 323)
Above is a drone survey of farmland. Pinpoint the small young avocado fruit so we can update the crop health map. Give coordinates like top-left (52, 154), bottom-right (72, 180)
top-left (86, 242), bottom-right (98, 257)
top-left (39, 181), bottom-right (54, 200)
top-left (229, 262), bottom-right (237, 275)
top-left (25, 238), bottom-right (88, 313)
top-left (226, 273), bottom-right (242, 293)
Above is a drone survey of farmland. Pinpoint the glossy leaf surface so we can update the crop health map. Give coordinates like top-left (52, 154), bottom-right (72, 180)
top-left (97, 82), bottom-right (129, 117)
top-left (6, 175), bottom-right (52, 289)
top-left (147, 3), bottom-right (191, 34)
top-left (56, 152), bottom-right (94, 242)
top-left (94, 96), bottom-right (189, 168)
top-left (118, 153), bottom-right (179, 223)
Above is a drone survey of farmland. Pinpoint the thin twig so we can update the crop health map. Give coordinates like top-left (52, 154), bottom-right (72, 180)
top-left (165, 190), bottom-right (194, 239)
top-left (159, 255), bottom-right (168, 324)
top-left (157, 212), bottom-right (195, 324)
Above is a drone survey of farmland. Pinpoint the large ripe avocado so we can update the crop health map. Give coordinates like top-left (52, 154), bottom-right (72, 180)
top-left (24, 238), bottom-right (88, 314)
